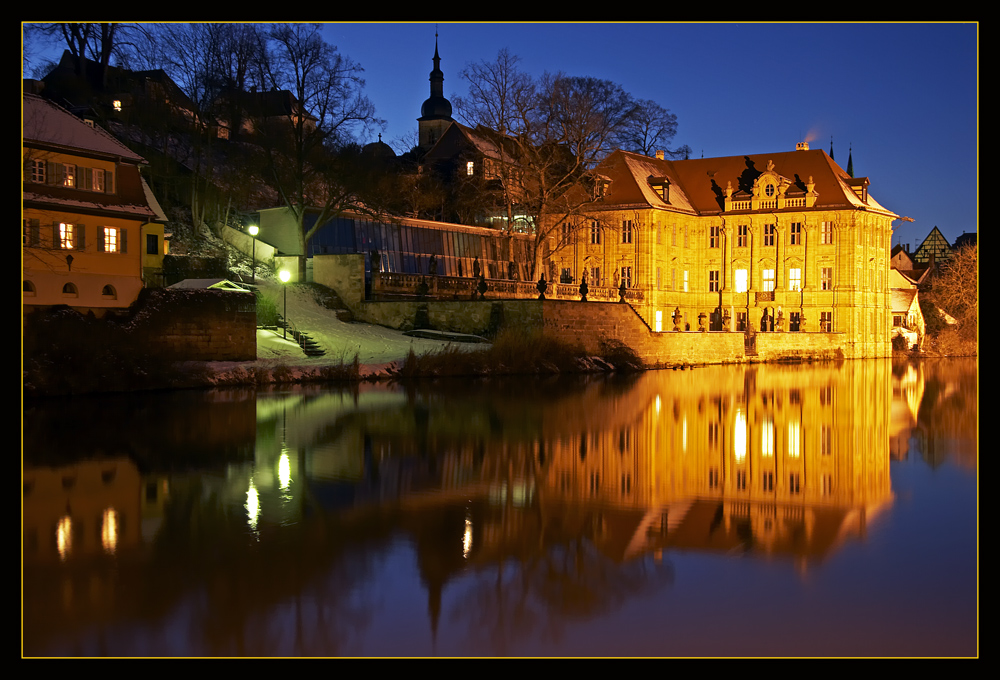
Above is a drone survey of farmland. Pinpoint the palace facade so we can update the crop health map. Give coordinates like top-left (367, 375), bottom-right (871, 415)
top-left (547, 143), bottom-right (900, 357)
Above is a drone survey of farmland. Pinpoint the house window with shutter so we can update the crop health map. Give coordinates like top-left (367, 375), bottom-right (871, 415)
top-left (29, 159), bottom-right (45, 183)
top-left (91, 168), bottom-right (105, 192)
top-left (102, 227), bottom-right (119, 253)
top-left (62, 164), bottom-right (76, 188)
top-left (59, 223), bottom-right (74, 249)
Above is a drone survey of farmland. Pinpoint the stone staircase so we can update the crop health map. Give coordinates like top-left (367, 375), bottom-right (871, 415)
top-left (273, 315), bottom-right (326, 357)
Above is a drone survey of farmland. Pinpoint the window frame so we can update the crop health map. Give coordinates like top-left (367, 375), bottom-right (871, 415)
top-left (762, 268), bottom-right (775, 292)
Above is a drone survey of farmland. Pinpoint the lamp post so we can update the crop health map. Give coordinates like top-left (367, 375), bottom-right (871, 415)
top-left (248, 225), bottom-right (259, 284)
top-left (279, 269), bottom-right (290, 340)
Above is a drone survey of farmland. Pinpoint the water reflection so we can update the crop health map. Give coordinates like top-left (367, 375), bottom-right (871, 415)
top-left (22, 359), bottom-right (977, 656)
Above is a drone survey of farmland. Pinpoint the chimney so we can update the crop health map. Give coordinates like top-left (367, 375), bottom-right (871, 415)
top-left (655, 150), bottom-right (664, 160)
top-left (796, 141), bottom-right (809, 151)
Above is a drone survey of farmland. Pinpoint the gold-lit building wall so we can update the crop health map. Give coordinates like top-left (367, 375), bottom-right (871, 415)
top-left (545, 148), bottom-right (897, 358)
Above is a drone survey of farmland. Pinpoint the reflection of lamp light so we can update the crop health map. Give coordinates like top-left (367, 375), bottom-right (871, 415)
top-left (248, 225), bottom-right (259, 283)
top-left (279, 270), bottom-right (291, 339)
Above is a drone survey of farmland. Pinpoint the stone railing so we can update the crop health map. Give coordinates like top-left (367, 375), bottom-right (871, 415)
top-left (371, 272), bottom-right (644, 303)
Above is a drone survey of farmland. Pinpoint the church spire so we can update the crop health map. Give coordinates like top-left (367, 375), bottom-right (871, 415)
top-left (829, 136), bottom-right (835, 161)
top-left (847, 144), bottom-right (854, 178)
top-left (418, 26), bottom-right (454, 150)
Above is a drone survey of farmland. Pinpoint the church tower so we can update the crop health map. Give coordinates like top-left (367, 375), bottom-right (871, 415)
top-left (418, 30), bottom-right (454, 150)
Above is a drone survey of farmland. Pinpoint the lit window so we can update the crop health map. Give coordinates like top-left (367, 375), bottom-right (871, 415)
top-left (62, 164), bottom-right (76, 188)
top-left (466, 161), bottom-right (474, 176)
top-left (91, 168), bottom-right (105, 192)
top-left (683, 270), bottom-right (688, 292)
top-left (734, 408), bottom-right (747, 462)
top-left (101, 508), bottom-right (119, 554)
top-left (762, 269), bottom-right (775, 292)
top-left (821, 267), bottom-right (833, 290)
top-left (734, 268), bottom-right (748, 293)
top-left (655, 310), bottom-right (663, 332)
top-left (59, 223), bottom-right (74, 249)
top-left (788, 421), bottom-right (801, 457)
top-left (789, 268), bottom-right (801, 291)
top-left (113, 100), bottom-right (122, 112)
top-left (103, 227), bottom-right (118, 253)
top-left (762, 416), bottom-right (774, 457)
top-left (821, 221), bottom-right (833, 244)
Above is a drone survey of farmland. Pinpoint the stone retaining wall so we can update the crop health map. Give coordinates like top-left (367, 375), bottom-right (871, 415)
top-left (314, 253), bottom-right (866, 365)
top-left (130, 288), bottom-right (257, 361)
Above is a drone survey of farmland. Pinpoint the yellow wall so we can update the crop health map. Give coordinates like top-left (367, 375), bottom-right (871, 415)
top-left (547, 205), bottom-right (893, 357)
top-left (23, 149), bottom-right (147, 313)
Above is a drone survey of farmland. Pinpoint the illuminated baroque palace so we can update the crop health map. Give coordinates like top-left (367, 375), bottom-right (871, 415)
top-left (546, 143), bottom-right (899, 358)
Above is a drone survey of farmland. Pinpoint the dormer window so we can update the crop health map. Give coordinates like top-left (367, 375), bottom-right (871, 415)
top-left (593, 179), bottom-right (610, 200)
top-left (649, 175), bottom-right (670, 202)
top-left (765, 183), bottom-right (775, 197)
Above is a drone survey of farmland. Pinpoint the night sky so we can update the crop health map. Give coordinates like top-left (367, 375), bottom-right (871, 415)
top-left (24, 22), bottom-right (979, 248)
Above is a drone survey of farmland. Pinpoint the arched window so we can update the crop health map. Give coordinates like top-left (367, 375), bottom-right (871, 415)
top-left (23, 280), bottom-right (36, 295)
top-left (62, 282), bottom-right (78, 296)
top-left (101, 284), bottom-right (117, 299)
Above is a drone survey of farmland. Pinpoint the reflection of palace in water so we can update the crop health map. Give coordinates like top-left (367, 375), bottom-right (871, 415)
top-left (534, 362), bottom-right (895, 564)
top-left (238, 362), bottom-right (895, 569)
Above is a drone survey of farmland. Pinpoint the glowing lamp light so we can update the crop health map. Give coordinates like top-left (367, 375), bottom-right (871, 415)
top-left (279, 270), bottom-right (291, 339)
top-left (248, 225), bottom-right (259, 283)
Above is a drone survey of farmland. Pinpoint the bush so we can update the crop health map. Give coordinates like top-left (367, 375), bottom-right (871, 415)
top-left (255, 291), bottom-right (280, 327)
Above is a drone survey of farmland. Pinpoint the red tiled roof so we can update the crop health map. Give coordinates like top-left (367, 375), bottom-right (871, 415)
top-left (591, 148), bottom-right (897, 217)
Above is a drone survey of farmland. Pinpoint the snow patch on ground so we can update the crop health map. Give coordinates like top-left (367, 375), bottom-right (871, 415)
top-left (250, 280), bottom-right (486, 371)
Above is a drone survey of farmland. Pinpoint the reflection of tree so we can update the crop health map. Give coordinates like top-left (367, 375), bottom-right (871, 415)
top-left (127, 476), bottom-right (396, 656)
top-left (450, 512), bottom-right (674, 655)
top-left (914, 359), bottom-right (978, 470)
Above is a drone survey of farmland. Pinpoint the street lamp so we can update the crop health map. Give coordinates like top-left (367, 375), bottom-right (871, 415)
top-left (248, 225), bottom-right (259, 284)
top-left (279, 269), bottom-right (290, 340)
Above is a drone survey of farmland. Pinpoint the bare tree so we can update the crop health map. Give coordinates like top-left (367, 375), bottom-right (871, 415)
top-left (254, 23), bottom-right (384, 280)
top-left (457, 52), bottom-right (648, 279)
top-left (614, 98), bottom-right (690, 159)
top-left (931, 243), bottom-right (977, 340)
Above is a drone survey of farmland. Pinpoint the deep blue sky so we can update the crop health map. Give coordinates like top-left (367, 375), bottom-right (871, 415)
top-left (25, 22), bottom-right (978, 247)
top-left (320, 22), bottom-right (978, 247)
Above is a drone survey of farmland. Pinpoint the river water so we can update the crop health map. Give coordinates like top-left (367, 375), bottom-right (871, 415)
top-left (22, 358), bottom-right (978, 657)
